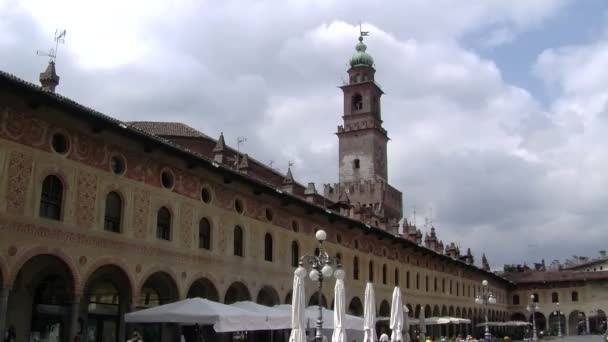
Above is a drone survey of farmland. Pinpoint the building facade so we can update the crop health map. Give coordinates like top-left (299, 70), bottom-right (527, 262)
top-left (0, 35), bottom-right (605, 342)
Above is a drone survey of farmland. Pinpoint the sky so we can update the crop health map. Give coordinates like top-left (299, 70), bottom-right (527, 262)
top-left (1, 0), bottom-right (608, 270)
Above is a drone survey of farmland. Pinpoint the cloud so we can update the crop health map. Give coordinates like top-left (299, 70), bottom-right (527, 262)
top-left (1, 0), bottom-right (605, 269)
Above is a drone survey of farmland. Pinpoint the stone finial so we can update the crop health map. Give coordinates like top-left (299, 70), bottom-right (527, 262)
top-left (40, 61), bottom-right (60, 92)
top-left (337, 190), bottom-right (350, 204)
top-left (304, 182), bottom-right (317, 203)
top-left (213, 132), bottom-right (228, 164)
top-left (482, 253), bottom-right (490, 271)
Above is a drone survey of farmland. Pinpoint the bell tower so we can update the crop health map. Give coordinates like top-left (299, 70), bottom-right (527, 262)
top-left (337, 35), bottom-right (388, 183)
top-left (324, 32), bottom-right (403, 234)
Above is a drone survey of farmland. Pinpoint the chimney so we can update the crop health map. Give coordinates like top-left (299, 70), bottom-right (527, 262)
top-left (282, 167), bottom-right (295, 193)
top-left (238, 153), bottom-right (250, 174)
top-left (40, 61), bottom-right (60, 92)
top-left (600, 250), bottom-right (607, 258)
top-left (212, 132), bottom-right (229, 164)
top-left (304, 182), bottom-right (317, 203)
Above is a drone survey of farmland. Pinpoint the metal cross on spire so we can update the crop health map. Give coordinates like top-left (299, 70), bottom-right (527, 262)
top-left (37, 29), bottom-right (67, 63)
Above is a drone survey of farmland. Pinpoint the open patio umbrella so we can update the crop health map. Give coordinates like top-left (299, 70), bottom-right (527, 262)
top-left (364, 282), bottom-right (378, 342)
top-left (332, 269), bottom-right (347, 342)
top-left (230, 301), bottom-right (292, 330)
top-left (289, 267), bottom-right (307, 342)
top-left (389, 287), bottom-right (403, 342)
top-left (419, 306), bottom-right (426, 342)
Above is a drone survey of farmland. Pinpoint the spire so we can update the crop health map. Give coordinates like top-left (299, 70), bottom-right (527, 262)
top-left (238, 153), bottom-right (250, 174)
top-left (213, 132), bottom-right (228, 164)
top-left (337, 190), bottom-right (350, 204)
top-left (282, 167), bottom-right (296, 193)
top-left (39, 61), bottom-right (60, 92)
top-left (482, 253), bottom-right (490, 271)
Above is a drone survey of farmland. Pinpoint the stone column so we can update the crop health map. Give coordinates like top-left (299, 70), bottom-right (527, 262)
top-left (0, 288), bottom-right (10, 340)
top-left (69, 294), bottom-right (81, 341)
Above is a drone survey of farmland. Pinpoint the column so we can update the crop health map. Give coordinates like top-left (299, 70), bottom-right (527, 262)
top-left (0, 288), bottom-right (10, 340)
top-left (69, 294), bottom-right (81, 341)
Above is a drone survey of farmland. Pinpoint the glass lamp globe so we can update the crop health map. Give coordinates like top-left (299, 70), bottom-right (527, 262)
top-left (321, 264), bottom-right (333, 278)
top-left (482, 280), bottom-right (488, 287)
top-left (315, 229), bottom-right (327, 241)
top-left (489, 296), bottom-right (497, 304)
top-left (309, 269), bottom-right (320, 281)
top-left (334, 269), bottom-right (345, 280)
top-left (530, 294), bottom-right (535, 300)
top-left (475, 297), bottom-right (483, 305)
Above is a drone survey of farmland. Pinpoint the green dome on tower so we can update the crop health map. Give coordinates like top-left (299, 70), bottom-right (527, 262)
top-left (349, 36), bottom-right (374, 67)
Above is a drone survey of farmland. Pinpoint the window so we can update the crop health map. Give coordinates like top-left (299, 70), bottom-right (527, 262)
top-left (353, 159), bottom-right (360, 169)
top-left (291, 241), bottom-right (299, 267)
top-left (442, 279), bottom-right (446, 293)
top-left (406, 271), bottom-right (410, 288)
top-left (156, 207), bottom-right (171, 240)
top-left (265, 208), bottom-right (274, 221)
top-left (40, 175), bottom-right (63, 220)
top-left (104, 192), bottom-right (122, 232)
top-left (434, 278), bottom-right (438, 292)
top-left (160, 170), bottom-right (174, 189)
top-left (571, 291), bottom-right (578, 302)
top-left (532, 293), bottom-right (539, 303)
top-left (199, 218), bottom-right (211, 250)
top-left (513, 295), bottom-right (520, 305)
top-left (292, 220), bottom-right (299, 232)
top-left (354, 257), bottom-right (360, 280)
top-left (394, 268), bottom-right (399, 286)
top-left (51, 132), bottom-right (69, 154)
top-left (416, 273), bottom-right (420, 290)
top-left (382, 264), bottom-right (387, 285)
top-left (233, 226), bottom-right (244, 257)
top-left (456, 282), bottom-right (459, 296)
top-left (110, 155), bottom-right (126, 175)
top-left (354, 240), bottom-right (359, 249)
top-left (234, 199), bottom-right (244, 214)
top-left (369, 261), bottom-right (374, 282)
top-left (352, 94), bottom-right (363, 111)
top-left (551, 292), bottom-right (559, 303)
top-left (449, 280), bottom-right (453, 294)
top-left (264, 233), bottom-right (273, 262)
top-left (425, 276), bottom-right (429, 292)
top-left (336, 253), bottom-right (342, 263)
top-left (201, 187), bottom-right (212, 203)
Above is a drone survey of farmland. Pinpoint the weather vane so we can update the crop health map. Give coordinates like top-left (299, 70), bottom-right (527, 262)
top-left (288, 160), bottom-right (294, 168)
top-left (359, 21), bottom-right (369, 38)
top-left (236, 136), bottom-right (247, 153)
top-left (37, 29), bottom-right (67, 63)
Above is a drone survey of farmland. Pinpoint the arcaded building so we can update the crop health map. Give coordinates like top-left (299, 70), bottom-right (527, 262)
top-left (0, 35), bottom-right (605, 342)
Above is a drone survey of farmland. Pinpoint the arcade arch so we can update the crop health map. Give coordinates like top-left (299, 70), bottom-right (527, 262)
top-left (224, 282), bottom-right (251, 304)
top-left (187, 278), bottom-right (219, 302)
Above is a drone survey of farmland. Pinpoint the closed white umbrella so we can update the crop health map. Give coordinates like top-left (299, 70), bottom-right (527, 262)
top-left (389, 287), bottom-right (403, 342)
top-left (364, 282), bottom-right (378, 342)
top-left (332, 269), bottom-right (347, 342)
top-left (402, 303), bottom-right (411, 342)
top-left (419, 306), bottom-right (426, 342)
top-left (289, 267), bottom-right (307, 342)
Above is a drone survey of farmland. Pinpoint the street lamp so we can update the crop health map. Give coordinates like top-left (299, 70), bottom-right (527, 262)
top-left (527, 295), bottom-right (539, 342)
top-left (475, 280), bottom-right (496, 341)
top-left (553, 302), bottom-right (562, 338)
top-left (299, 229), bottom-right (342, 342)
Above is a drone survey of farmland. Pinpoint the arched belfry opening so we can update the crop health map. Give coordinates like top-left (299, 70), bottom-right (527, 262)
top-left (352, 93), bottom-right (363, 111)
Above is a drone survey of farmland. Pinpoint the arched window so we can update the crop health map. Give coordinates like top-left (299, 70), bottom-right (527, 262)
top-left (406, 271), bottom-right (410, 288)
top-left (513, 295), bottom-right (520, 305)
top-left (40, 175), bottom-right (63, 220)
top-left (416, 273), bottom-right (420, 290)
top-left (353, 257), bottom-right (359, 280)
top-left (426, 275), bottom-right (429, 292)
top-left (571, 291), bottom-right (578, 302)
top-left (104, 191), bottom-right (122, 232)
top-left (352, 94), bottom-right (363, 111)
top-left (449, 280), bottom-right (453, 294)
top-left (264, 233), bottom-right (273, 262)
top-left (532, 293), bottom-right (539, 303)
top-left (291, 241), bottom-right (299, 267)
top-left (434, 277), bottom-right (438, 292)
top-left (551, 292), bottom-right (559, 303)
top-left (233, 226), bottom-right (244, 257)
top-left (456, 282), bottom-right (460, 296)
top-left (382, 264), bottom-right (387, 285)
top-left (394, 268), bottom-right (399, 286)
top-left (368, 261), bottom-right (374, 282)
top-left (199, 218), bottom-right (211, 250)
top-left (156, 207), bottom-right (171, 240)
top-left (442, 279), bottom-right (446, 293)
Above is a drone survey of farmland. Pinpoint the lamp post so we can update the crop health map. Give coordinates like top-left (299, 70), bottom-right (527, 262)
top-left (553, 302), bottom-right (562, 338)
top-left (527, 295), bottom-right (539, 342)
top-left (300, 229), bottom-right (341, 342)
top-left (475, 280), bottom-right (496, 341)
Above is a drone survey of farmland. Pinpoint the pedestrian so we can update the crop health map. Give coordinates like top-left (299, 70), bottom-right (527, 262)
top-left (3, 325), bottom-right (15, 342)
top-left (380, 331), bottom-right (389, 342)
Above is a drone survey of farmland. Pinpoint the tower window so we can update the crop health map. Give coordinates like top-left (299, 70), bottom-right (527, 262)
top-left (353, 159), bottom-right (360, 169)
top-left (352, 94), bottom-right (363, 111)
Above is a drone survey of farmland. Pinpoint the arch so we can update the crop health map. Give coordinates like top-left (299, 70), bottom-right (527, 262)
top-left (284, 291), bottom-right (293, 305)
top-left (352, 93), bottom-right (363, 111)
top-left (441, 305), bottom-right (448, 316)
top-left (81, 258), bottom-right (135, 302)
top-left (156, 206), bottom-right (172, 240)
top-left (308, 292), bottom-right (328, 308)
top-left (425, 305), bottom-right (432, 318)
top-left (138, 271), bottom-right (179, 307)
top-left (104, 191), bottom-right (123, 232)
top-left (530, 312), bottom-right (547, 333)
top-left (569, 310), bottom-right (585, 335)
top-left (379, 300), bottom-right (391, 317)
top-left (233, 225), bottom-right (244, 257)
top-left (291, 241), bottom-right (300, 267)
top-left (9, 248), bottom-right (81, 291)
top-left (39, 174), bottom-right (64, 220)
top-left (8, 254), bottom-right (76, 341)
top-left (256, 286), bottom-right (280, 306)
top-left (590, 310), bottom-right (607, 334)
top-left (348, 297), bottom-right (363, 317)
top-left (264, 233), bottom-right (273, 262)
top-left (224, 281), bottom-right (251, 304)
top-left (433, 305), bottom-right (440, 317)
top-left (511, 312), bottom-right (526, 321)
top-left (548, 311), bottom-right (566, 336)
top-left (415, 304), bottom-right (421, 318)
top-left (187, 277), bottom-right (219, 302)
top-left (198, 217), bottom-right (212, 250)
top-left (456, 307), bottom-right (461, 317)
top-left (449, 306), bottom-right (454, 317)
top-left (406, 304), bottom-right (413, 318)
